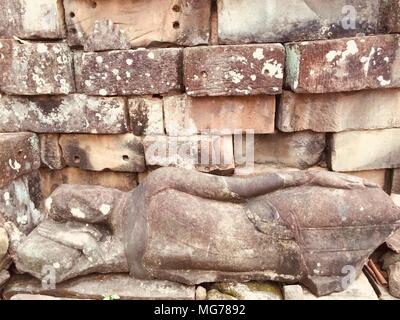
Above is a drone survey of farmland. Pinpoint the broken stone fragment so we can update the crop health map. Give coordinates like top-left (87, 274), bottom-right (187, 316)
top-left (283, 285), bottom-right (304, 300)
top-left (59, 134), bottom-right (145, 173)
top-left (3, 274), bottom-right (195, 300)
top-left (207, 289), bottom-right (237, 300)
top-left (39, 168), bottom-right (138, 198)
top-left (0, 270), bottom-right (10, 289)
top-left (78, 48), bottom-right (182, 96)
top-left (39, 134), bottom-right (64, 170)
top-left (328, 129), bottom-right (400, 172)
top-left (184, 44), bottom-right (285, 96)
top-left (0, 94), bottom-right (128, 134)
top-left (278, 89), bottom-right (400, 132)
top-left (387, 230), bottom-right (400, 253)
top-left (285, 34), bottom-right (400, 93)
top-left (214, 282), bottom-right (282, 300)
top-left (128, 97), bottom-right (164, 136)
top-left (143, 135), bottom-right (235, 174)
top-left (164, 95), bottom-right (276, 136)
top-left (0, 40), bottom-right (74, 95)
top-left (64, 0), bottom-right (211, 50)
top-left (388, 262), bottom-right (400, 298)
top-left (0, 133), bottom-right (41, 188)
top-left (218, 0), bottom-right (380, 44)
top-left (195, 286), bottom-right (207, 300)
top-left (0, 0), bottom-right (66, 39)
top-left (235, 132), bottom-right (326, 169)
top-left (0, 227), bottom-right (9, 264)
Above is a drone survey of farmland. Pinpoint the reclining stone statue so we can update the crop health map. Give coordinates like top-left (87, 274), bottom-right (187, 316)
top-left (6, 167), bottom-right (400, 296)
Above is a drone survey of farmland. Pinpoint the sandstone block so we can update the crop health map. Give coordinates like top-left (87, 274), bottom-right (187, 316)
top-left (382, 0), bottom-right (400, 33)
top-left (329, 129), bottom-right (400, 171)
top-left (59, 134), bottom-right (145, 173)
top-left (0, 94), bottom-right (128, 134)
top-left (0, 227), bottom-right (8, 263)
top-left (218, 0), bottom-right (380, 44)
top-left (0, 40), bottom-right (74, 95)
top-left (0, 0), bottom-right (65, 39)
top-left (3, 274), bottom-right (195, 300)
top-left (285, 35), bottom-right (400, 93)
top-left (143, 135), bottom-right (235, 174)
top-left (0, 133), bottom-right (40, 188)
top-left (64, 0), bottom-right (210, 50)
top-left (278, 89), bottom-right (400, 132)
top-left (184, 44), bottom-right (284, 96)
top-left (164, 95), bottom-right (275, 135)
top-left (345, 170), bottom-right (389, 191)
top-left (235, 132), bottom-right (326, 169)
top-left (39, 168), bottom-right (138, 198)
top-left (39, 134), bottom-right (64, 170)
top-left (128, 97), bottom-right (164, 136)
top-left (214, 282), bottom-right (282, 300)
top-left (79, 48), bottom-right (182, 96)
top-left (393, 169), bottom-right (400, 194)
top-left (283, 285), bottom-right (304, 300)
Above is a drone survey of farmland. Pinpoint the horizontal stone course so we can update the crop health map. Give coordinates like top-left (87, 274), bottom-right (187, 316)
top-left (128, 97), bottom-right (164, 136)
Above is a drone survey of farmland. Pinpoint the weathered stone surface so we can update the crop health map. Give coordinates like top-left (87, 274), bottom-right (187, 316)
top-left (3, 274), bottom-right (195, 300)
top-left (0, 0), bottom-right (65, 39)
top-left (0, 270), bottom-right (10, 288)
top-left (0, 40), bottom-right (74, 95)
top-left (0, 227), bottom-right (8, 263)
top-left (328, 129), bottom-right (400, 171)
top-left (388, 262), bottom-right (400, 298)
top-left (59, 134), bottom-right (145, 173)
top-left (40, 168), bottom-right (138, 198)
top-left (195, 286), bottom-right (207, 300)
top-left (0, 133), bottom-right (40, 188)
top-left (0, 174), bottom-right (43, 234)
top-left (218, 0), bottom-right (380, 44)
top-left (393, 169), bottom-right (400, 194)
top-left (39, 134), bottom-right (64, 170)
top-left (0, 94), bottom-right (128, 134)
top-left (235, 132), bottom-right (326, 169)
top-left (164, 95), bottom-right (275, 135)
top-left (382, 0), bottom-right (400, 33)
top-left (214, 282), bottom-right (282, 300)
top-left (345, 170), bottom-right (389, 191)
top-left (10, 294), bottom-right (83, 300)
top-left (285, 35), bottom-right (400, 93)
top-left (64, 0), bottom-right (210, 50)
top-left (184, 44), bottom-right (285, 96)
top-left (79, 48), bottom-right (182, 96)
top-left (143, 135), bottom-right (235, 174)
top-left (129, 97), bottom-right (164, 136)
top-left (387, 230), bottom-right (400, 253)
top-left (303, 273), bottom-right (378, 300)
top-left (278, 89), bottom-right (400, 132)
top-left (283, 285), bottom-right (304, 300)
top-left (207, 289), bottom-right (237, 300)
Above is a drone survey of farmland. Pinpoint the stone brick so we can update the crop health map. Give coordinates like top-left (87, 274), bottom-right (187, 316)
top-left (0, 40), bottom-right (74, 95)
top-left (218, 0), bottom-right (380, 44)
top-left (164, 95), bottom-right (275, 135)
top-left (285, 35), bottom-right (400, 93)
top-left (0, 94), bottom-right (128, 134)
top-left (79, 48), bottom-right (182, 96)
top-left (0, 133), bottom-right (41, 188)
top-left (328, 129), bottom-right (400, 171)
top-left (128, 97), bottom-right (164, 136)
top-left (0, 0), bottom-right (65, 39)
top-left (39, 168), bottom-right (138, 198)
top-left (184, 44), bottom-right (284, 96)
top-left (392, 169), bottom-right (400, 194)
top-left (345, 170), bottom-right (389, 191)
top-left (39, 134), bottom-right (64, 170)
top-left (381, 0), bottom-right (400, 33)
top-left (143, 135), bottom-right (235, 174)
top-left (235, 132), bottom-right (326, 169)
top-left (278, 89), bottom-right (400, 132)
top-left (64, 0), bottom-right (210, 50)
top-left (59, 134), bottom-right (145, 173)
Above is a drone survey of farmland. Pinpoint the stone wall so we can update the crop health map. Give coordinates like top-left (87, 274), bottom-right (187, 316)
top-left (1, 0), bottom-right (400, 300)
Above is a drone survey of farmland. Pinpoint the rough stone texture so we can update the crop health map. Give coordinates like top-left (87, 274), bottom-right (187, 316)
top-left (285, 35), bottom-right (400, 93)
top-left (235, 132), bottom-right (326, 169)
top-left (39, 168), bottom-right (138, 198)
top-left (382, 0), bottom-right (400, 33)
top-left (0, 174), bottom-right (43, 234)
top-left (0, 94), bottom-right (128, 134)
top-left (0, 133), bottom-right (41, 188)
top-left (143, 135), bottom-right (235, 174)
top-left (387, 230), bottom-right (400, 253)
top-left (64, 0), bottom-right (211, 50)
top-left (345, 170), bottom-right (389, 191)
top-left (278, 89), bottom-right (400, 132)
top-left (164, 95), bottom-right (275, 135)
top-left (0, 40), bottom-right (74, 95)
top-left (393, 169), bottom-right (400, 194)
top-left (213, 282), bottom-right (282, 300)
top-left (195, 286), bottom-right (207, 300)
top-left (10, 294), bottom-right (84, 300)
top-left (207, 289), bottom-right (237, 300)
top-left (0, 270), bottom-right (10, 288)
top-left (388, 262), bottom-right (400, 298)
top-left (59, 134), bottom-right (145, 173)
top-left (129, 97), bottom-right (164, 136)
top-left (218, 0), bottom-right (380, 44)
top-left (78, 48), bottom-right (182, 96)
top-left (283, 285), bottom-right (304, 300)
top-left (328, 129), bottom-right (400, 172)
top-left (184, 44), bottom-right (285, 96)
top-left (0, 227), bottom-right (8, 263)
top-left (0, 0), bottom-right (66, 39)
top-left (39, 134), bottom-right (64, 170)
top-left (3, 274), bottom-right (195, 300)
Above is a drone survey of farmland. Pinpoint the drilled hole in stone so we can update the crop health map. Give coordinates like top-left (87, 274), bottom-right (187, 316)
top-left (70, 28), bottom-right (77, 34)
top-left (201, 71), bottom-right (208, 79)
top-left (172, 5), bottom-right (181, 12)
top-left (73, 155), bottom-right (80, 164)
top-left (69, 12), bottom-right (75, 18)
top-left (123, 155), bottom-right (129, 161)
top-left (91, 1), bottom-right (97, 8)
top-left (173, 21), bottom-right (180, 29)
top-left (17, 150), bottom-right (23, 156)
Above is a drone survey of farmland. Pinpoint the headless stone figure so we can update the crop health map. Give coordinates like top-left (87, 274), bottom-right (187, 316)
top-left (7, 168), bottom-right (400, 296)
